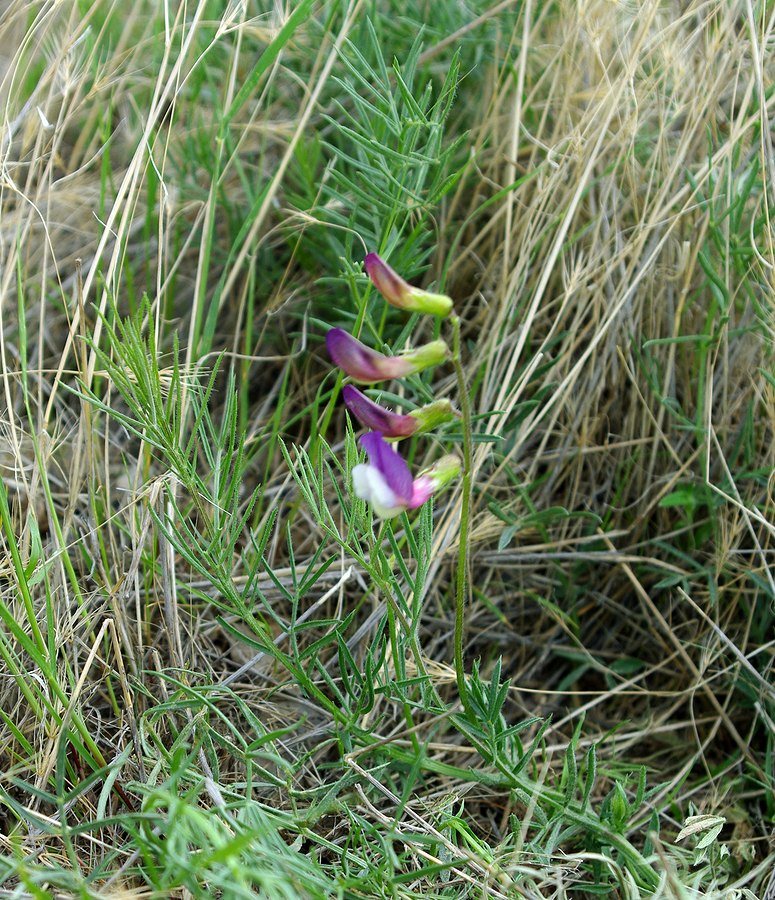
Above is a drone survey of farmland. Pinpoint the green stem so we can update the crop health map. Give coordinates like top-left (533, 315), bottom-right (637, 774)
top-left (451, 314), bottom-right (472, 715)
top-left (371, 524), bottom-right (422, 751)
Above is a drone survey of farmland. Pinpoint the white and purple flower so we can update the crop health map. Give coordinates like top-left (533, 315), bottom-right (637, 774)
top-left (352, 431), bottom-right (461, 519)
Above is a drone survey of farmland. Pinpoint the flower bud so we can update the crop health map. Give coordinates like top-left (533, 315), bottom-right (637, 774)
top-left (343, 387), bottom-right (459, 439)
top-left (326, 328), bottom-right (449, 384)
top-left (364, 252), bottom-right (454, 318)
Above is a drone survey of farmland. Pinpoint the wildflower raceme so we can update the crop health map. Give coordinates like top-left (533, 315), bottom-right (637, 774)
top-left (324, 252), bottom-right (461, 519)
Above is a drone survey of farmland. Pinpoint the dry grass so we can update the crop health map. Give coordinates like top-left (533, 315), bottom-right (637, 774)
top-left (0, 0), bottom-right (773, 897)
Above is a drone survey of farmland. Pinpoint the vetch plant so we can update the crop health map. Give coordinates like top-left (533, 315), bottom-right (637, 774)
top-left (324, 250), bottom-right (475, 713)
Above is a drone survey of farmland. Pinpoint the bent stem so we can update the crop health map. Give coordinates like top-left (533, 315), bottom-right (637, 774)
top-left (451, 314), bottom-right (472, 716)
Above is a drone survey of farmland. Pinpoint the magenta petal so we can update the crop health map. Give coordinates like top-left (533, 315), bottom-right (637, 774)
top-left (359, 432), bottom-right (413, 505)
top-left (342, 385), bottom-right (419, 438)
top-left (408, 475), bottom-right (434, 509)
top-left (326, 327), bottom-right (411, 383)
top-left (326, 328), bottom-right (379, 381)
top-left (364, 252), bottom-right (410, 306)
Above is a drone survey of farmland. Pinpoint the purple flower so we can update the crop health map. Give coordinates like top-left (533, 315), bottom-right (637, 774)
top-left (343, 385), bottom-right (460, 439)
top-left (352, 431), bottom-right (461, 519)
top-left (364, 252), bottom-right (454, 318)
top-left (326, 327), bottom-right (449, 384)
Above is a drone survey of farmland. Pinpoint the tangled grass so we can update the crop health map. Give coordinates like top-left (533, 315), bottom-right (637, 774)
top-left (0, 1), bottom-right (773, 896)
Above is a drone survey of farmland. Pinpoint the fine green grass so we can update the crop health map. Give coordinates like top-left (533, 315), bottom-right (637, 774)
top-left (0, 1), bottom-right (774, 897)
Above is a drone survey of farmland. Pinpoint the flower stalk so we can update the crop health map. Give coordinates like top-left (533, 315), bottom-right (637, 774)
top-left (450, 313), bottom-right (473, 715)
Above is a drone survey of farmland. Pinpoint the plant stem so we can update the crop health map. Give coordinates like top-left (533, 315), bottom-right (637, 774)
top-left (450, 314), bottom-right (472, 715)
